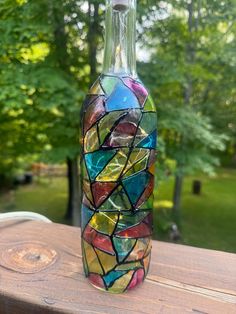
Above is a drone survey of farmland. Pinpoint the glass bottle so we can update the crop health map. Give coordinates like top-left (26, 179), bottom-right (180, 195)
top-left (81, 0), bottom-right (157, 293)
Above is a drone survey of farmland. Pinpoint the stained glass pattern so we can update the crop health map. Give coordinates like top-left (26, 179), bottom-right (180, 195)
top-left (82, 75), bottom-right (157, 293)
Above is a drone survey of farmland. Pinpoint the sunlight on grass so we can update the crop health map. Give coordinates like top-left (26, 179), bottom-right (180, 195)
top-left (154, 200), bottom-right (173, 209)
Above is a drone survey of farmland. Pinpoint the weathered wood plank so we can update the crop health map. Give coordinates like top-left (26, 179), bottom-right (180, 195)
top-left (0, 220), bottom-right (235, 314)
top-left (152, 241), bottom-right (236, 296)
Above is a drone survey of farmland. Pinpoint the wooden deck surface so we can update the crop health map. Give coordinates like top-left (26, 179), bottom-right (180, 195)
top-left (0, 220), bottom-right (235, 314)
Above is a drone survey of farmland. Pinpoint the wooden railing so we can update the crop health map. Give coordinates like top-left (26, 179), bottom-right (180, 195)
top-left (0, 220), bottom-right (235, 313)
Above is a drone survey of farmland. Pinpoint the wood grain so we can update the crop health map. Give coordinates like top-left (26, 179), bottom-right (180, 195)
top-left (0, 220), bottom-right (235, 314)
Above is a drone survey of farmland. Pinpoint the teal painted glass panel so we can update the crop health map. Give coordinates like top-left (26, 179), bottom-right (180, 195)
top-left (81, 204), bottom-right (94, 231)
top-left (106, 83), bottom-right (140, 112)
top-left (113, 237), bottom-right (136, 262)
top-left (85, 150), bottom-right (116, 181)
top-left (122, 171), bottom-right (151, 205)
top-left (103, 270), bottom-right (127, 287)
top-left (137, 129), bottom-right (157, 149)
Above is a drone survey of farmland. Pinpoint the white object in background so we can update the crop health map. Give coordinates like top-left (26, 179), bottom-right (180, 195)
top-left (0, 211), bottom-right (51, 223)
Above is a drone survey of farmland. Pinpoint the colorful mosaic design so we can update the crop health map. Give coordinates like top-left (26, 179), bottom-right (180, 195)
top-left (81, 75), bottom-right (157, 293)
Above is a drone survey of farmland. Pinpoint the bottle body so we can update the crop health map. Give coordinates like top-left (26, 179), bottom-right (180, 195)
top-left (81, 74), bottom-right (157, 293)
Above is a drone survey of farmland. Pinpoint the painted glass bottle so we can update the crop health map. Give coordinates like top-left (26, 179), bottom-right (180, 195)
top-left (81, 0), bottom-right (157, 293)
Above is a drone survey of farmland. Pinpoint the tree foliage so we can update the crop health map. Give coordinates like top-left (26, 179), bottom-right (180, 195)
top-left (0, 0), bottom-right (235, 221)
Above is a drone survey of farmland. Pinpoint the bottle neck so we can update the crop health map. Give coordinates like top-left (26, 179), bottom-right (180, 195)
top-left (102, 0), bottom-right (137, 78)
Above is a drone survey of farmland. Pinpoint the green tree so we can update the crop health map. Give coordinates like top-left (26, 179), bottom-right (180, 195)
top-left (0, 0), bottom-right (104, 224)
top-left (138, 0), bottom-right (235, 220)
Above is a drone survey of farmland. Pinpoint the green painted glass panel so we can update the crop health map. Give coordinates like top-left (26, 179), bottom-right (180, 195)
top-left (99, 185), bottom-right (131, 211)
top-left (98, 111), bottom-right (128, 144)
top-left (100, 76), bottom-right (120, 96)
top-left (82, 242), bottom-right (89, 276)
top-left (115, 211), bottom-right (150, 233)
top-left (134, 112), bottom-right (157, 146)
top-left (138, 194), bottom-right (154, 209)
top-left (144, 95), bottom-right (156, 111)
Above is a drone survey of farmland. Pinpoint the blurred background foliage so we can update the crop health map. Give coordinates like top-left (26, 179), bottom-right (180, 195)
top-left (0, 0), bottom-right (236, 252)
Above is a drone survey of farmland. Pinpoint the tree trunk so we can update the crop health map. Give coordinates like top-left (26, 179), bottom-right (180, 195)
top-left (172, 174), bottom-right (183, 223)
top-left (66, 157), bottom-right (81, 226)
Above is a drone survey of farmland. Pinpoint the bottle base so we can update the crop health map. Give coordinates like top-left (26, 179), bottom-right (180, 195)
top-left (87, 268), bottom-right (146, 294)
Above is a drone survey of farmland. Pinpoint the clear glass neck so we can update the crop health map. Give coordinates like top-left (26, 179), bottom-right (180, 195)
top-left (102, 0), bottom-right (137, 78)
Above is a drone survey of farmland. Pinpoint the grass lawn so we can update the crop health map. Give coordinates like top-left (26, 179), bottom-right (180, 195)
top-left (0, 168), bottom-right (235, 253)
top-left (154, 168), bottom-right (236, 253)
top-left (0, 178), bottom-right (70, 225)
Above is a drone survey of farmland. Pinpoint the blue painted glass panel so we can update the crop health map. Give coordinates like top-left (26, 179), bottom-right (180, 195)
top-left (106, 83), bottom-right (140, 112)
top-left (122, 171), bottom-right (151, 205)
top-left (137, 130), bottom-right (157, 149)
top-left (85, 150), bottom-right (116, 181)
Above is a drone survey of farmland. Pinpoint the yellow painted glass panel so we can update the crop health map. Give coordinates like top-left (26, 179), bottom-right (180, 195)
top-left (123, 153), bottom-right (149, 178)
top-left (96, 149), bottom-right (128, 182)
top-left (95, 249), bottom-right (117, 273)
top-left (84, 125), bottom-right (99, 153)
top-left (89, 80), bottom-right (105, 95)
top-left (83, 240), bottom-right (103, 275)
top-left (108, 270), bottom-right (134, 293)
top-left (126, 237), bottom-right (150, 262)
top-left (89, 212), bottom-right (118, 235)
top-left (115, 261), bottom-right (142, 271)
top-left (122, 149), bottom-right (149, 175)
top-left (148, 163), bottom-right (155, 175)
top-left (143, 253), bottom-right (151, 275)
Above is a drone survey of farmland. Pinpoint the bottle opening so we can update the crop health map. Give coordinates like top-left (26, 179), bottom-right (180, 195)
top-left (112, 0), bottom-right (129, 11)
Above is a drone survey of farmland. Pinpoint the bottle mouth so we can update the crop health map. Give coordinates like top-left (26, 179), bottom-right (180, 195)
top-left (112, 0), bottom-right (129, 11)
